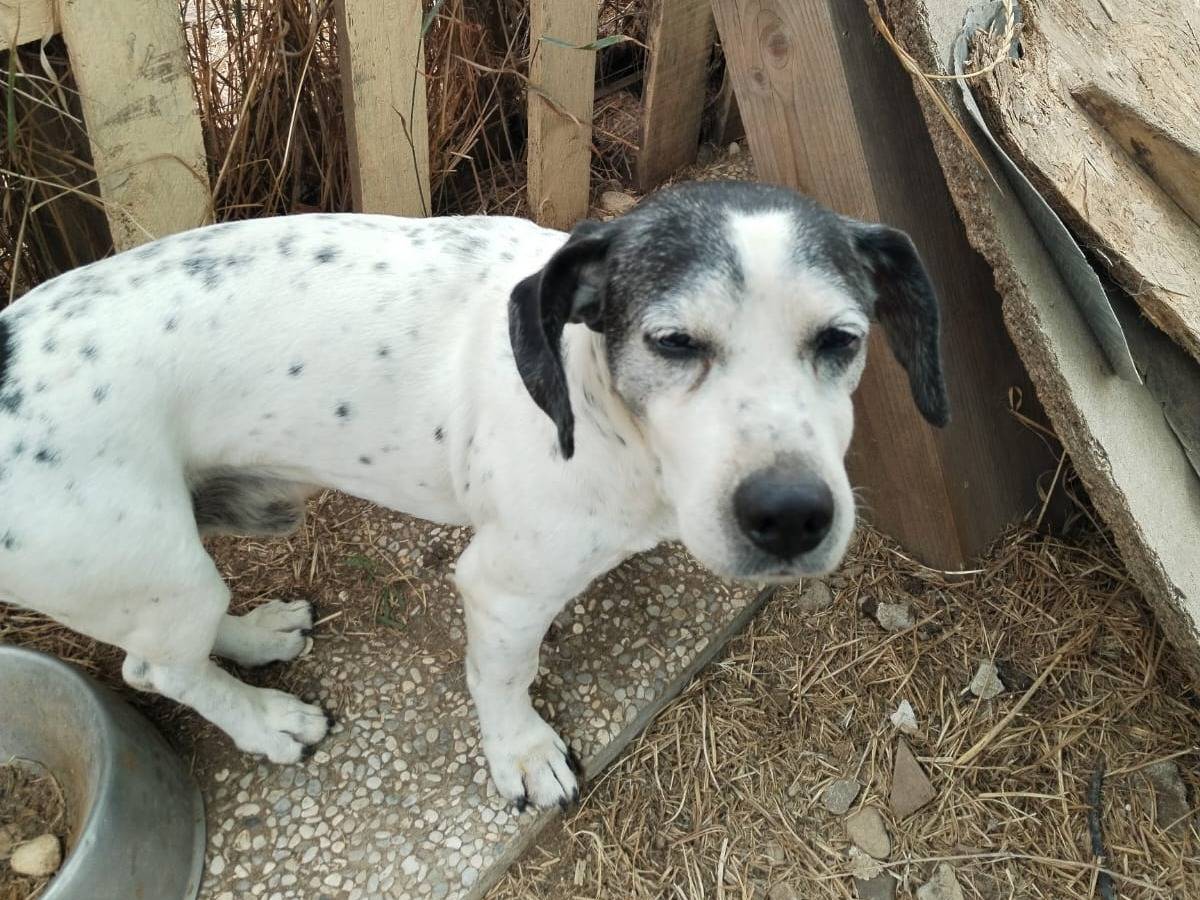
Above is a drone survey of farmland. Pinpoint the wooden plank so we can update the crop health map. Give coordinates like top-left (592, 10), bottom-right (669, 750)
top-left (635, 0), bottom-right (715, 191)
top-left (334, 0), bottom-right (430, 216)
top-left (1072, 80), bottom-right (1200, 229)
top-left (972, 0), bottom-right (1200, 365)
top-left (0, 0), bottom-right (57, 51)
top-left (58, 0), bottom-right (209, 251)
top-left (528, 0), bottom-right (598, 230)
top-left (712, 0), bottom-right (1048, 567)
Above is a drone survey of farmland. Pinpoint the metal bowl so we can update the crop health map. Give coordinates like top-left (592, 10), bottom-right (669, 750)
top-left (0, 645), bottom-right (204, 900)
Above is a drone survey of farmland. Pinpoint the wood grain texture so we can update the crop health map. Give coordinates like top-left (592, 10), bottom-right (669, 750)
top-left (0, 0), bottom-right (56, 51)
top-left (712, 0), bottom-right (1048, 566)
top-left (635, 0), bottom-right (715, 191)
top-left (1072, 80), bottom-right (1200, 228)
top-left (59, 0), bottom-right (210, 250)
top-left (528, 0), bottom-right (598, 229)
top-left (975, 0), bottom-right (1200, 364)
top-left (335, 0), bottom-right (430, 216)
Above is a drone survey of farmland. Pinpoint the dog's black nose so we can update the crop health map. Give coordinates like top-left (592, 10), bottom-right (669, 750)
top-left (734, 468), bottom-right (834, 559)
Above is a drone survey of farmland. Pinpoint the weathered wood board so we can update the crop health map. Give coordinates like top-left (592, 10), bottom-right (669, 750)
top-left (0, 0), bottom-right (56, 50)
top-left (635, 0), bottom-right (715, 191)
top-left (711, 0), bottom-right (1050, 568)
top-left (57, 0), bottom-right (210, 250)
top-left (528, 0), bottom-right (598, 230)
top-left (882, 0), bottom-right (1200, 684)
top-left (973, 0), bottom-right (1200, 364)
top-left (334, 0), bottom-right (431, 216)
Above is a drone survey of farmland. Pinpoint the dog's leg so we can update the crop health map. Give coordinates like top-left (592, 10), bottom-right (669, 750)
top-left (455, 530), bottom-right (598, 810)
top-left (113, 560), bottom-right (327, 762)
top-left (212, 600), bottom-right (314, 667)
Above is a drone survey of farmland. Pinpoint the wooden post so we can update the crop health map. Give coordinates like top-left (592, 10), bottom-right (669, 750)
top-left (57, 0), bottom-right (210, 250)
top-left (335, 0), bottom-right (431, 217)
top-left (528, 0), bottom-right (598, 230)
top-left (635, 0), bottom-right (715, 192)
top-left (712, 0), bottom-right (1049, 567)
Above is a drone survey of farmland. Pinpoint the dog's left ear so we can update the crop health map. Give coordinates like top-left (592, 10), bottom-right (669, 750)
top-left (848, 221), bottom-right (950, 427)
top-left (509, 220), bottom-right (617, 459)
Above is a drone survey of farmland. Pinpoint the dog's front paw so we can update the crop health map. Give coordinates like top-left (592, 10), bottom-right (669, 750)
top-left (482, 715), bottom-right (581, 811)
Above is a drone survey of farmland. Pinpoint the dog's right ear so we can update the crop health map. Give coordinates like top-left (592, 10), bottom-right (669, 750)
top-left (509, 220), bottom-right (616, 460)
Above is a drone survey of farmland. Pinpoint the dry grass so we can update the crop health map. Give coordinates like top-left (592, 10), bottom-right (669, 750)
top-left (0, 760), bottom-right (68, 900)
top-left (491, 520), bottom-right (1200, 900)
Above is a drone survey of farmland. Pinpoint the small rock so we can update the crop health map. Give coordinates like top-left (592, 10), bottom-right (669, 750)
top-left (599, 191), bottom-right (637, 216)
top-left (874, 602), bottom-right (913, 631)
top-left (854, 872), bottom-right (897, 900)
top-left (917, 863), bottom-right (966, 900)
top-left (1144, 760), bottom-right (1190, 833)
top-left (969, 661), bottom-right (1004, 700)
top-left (764, 841), bottom-right (787, 865)
top-left (891, 739), bottom-right (937, 820)
top-left (889, 700), bottom-right (919, 735)
top-left (768, 885), bottom-right (800, 900)
top-left (728, 141), bottom-right (742, 156)
top-left (798, 580), bottom-right (835, 612)
top-left (844, 807), bottom-right (890, 860)
top-left (823, 778), bottom-right (862, 815)
top-left (10, 833), bottom-right (61, 877)
top-left (848, 846), bottom-right (882, 880)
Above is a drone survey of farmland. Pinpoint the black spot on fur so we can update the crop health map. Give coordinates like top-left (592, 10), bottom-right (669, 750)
top-left (0, 320), bottom-right (18, 414)
top-left (288, 363), bottom-right (304, 376)
top-left (373, 261), bottom-right (389, 272)
top-left (93, 385), bottom-right (109, 403)
top-left (1, 531), bottom-right (17, 551)
top-left (315, 245), bottom-right (339, 264)
top-left (376, 345), bottom-right (390, 359)
top-left (335, 402), bottom-right (351, 419)
top-left (34, 447), bottom-right (60, 465)
top-left (42, 336), bottom-right (57, 353)
top-left (359, 455), bottom-right (372, 465)
top-left (164, 316), bottom-right (179, 333)
top-left (189, 468), bottom-right (307, 537)
top-left (408, 328), bottom-right (419, 340)
top-left (433, 427), bottom-right (445, 443)
top-left (499, 250), bottom-right (514, 262)
top-left (182, 255), bottom-right (223, 289)
top-left (278, 235), bottom-right (296, 257)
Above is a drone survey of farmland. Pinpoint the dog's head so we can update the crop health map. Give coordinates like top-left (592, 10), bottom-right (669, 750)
top-left (510, 181), bottom-right (948, 580)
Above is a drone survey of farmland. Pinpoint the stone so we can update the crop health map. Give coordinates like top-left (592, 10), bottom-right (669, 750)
top-left (854, 872), bottom-right (897, 900)
top-left (768, 885), bottom-right (801, 900)
top-left (1144, 760), bottom-right (1190, 833)
top-left (889, 700), bottom-right (919, 735)
top-left (822, 778), bottom-right (862, 815)
top-left (599, 191), bottom-right (637, 216)
top-left (728, 141), bottom-right (743, 156)
top-left (891, 740), bottom-right (937, 820)
top-left (844, 807), bottom-right (890, 860)
top-left (797, 579), bottom-right (835, 612)
top-left (875, 603), bottom-right (913, 632)
top-left (917, 863), bottom-right (966, 900)
top-left (764, 841), bottom-right (787, 865)
top-left (969, 661), bottom-right (1005, 700)
top-left (10, 833), bottom-right (61, 877)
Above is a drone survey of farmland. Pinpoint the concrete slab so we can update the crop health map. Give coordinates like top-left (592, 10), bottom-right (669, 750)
top-left (195, 506), bottom-right (767, 899)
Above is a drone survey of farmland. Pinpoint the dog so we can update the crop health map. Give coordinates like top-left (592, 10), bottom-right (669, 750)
top-left (0, 181), bottom-right (947, 809)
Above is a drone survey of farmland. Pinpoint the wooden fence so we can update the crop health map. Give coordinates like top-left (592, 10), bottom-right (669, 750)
top-left (1, 0), bottom-right (721, 247)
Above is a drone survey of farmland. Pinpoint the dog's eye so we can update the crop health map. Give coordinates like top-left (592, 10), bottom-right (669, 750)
top-left (649, 331), bottom-right (705, 358)
top-left (815, 328), bottom-right (862, 354)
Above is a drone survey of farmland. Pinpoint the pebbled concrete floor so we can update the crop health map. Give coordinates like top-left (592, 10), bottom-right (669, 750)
top-left (194, 496), bottom-right (765, 900)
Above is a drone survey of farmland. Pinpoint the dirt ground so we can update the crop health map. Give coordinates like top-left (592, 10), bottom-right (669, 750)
top-left (0, 760), bottom-right (67, 900)
top-left (490, 519), bottom-right (1200, 900)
